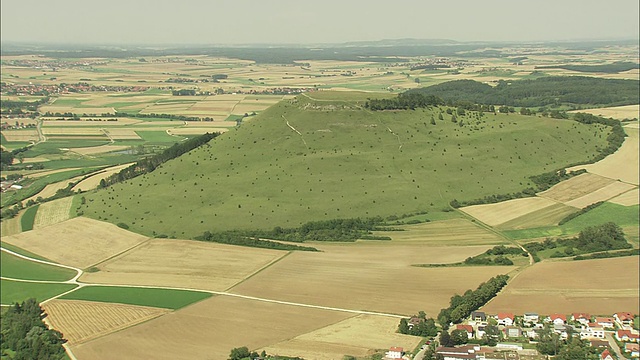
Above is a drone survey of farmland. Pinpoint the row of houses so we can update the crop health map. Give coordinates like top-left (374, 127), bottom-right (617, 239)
top-left (469, 311), bottom-right (636, 329)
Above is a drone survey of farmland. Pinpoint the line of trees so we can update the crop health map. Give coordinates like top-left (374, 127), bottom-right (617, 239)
top-left (0, 298), bottom-right (67, 360)
top-left (195, 231), bottom-right (319, 252)
top-left (99, 132), bottom-right (219, 188)
top-left (365, 92), bottom-right (444, 110)
top-left (437, 274), bottom-right (509, 328)
top-left (408, 76), bottom-right (640, 108)
top-left (255, 217), bottom-right (387, 242)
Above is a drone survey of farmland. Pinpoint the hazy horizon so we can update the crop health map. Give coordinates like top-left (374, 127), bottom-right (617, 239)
top-left (2, 0), bottom-right (639, 46)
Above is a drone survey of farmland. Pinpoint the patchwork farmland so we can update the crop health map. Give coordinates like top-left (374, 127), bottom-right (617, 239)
top-left (1, 42), bottom-right (639, 360)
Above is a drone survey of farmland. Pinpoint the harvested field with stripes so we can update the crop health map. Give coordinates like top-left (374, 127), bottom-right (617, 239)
top-left (33, 196), bottom-right (74, 229)
top-left (496, 202), bottom-right (577, 230)
top-left (79, 239), bottom-right (287, 292)
top-left (229, 241), bottom-right (513, 315)
top-left (564, 181), bottom-right (636, 208)
top-left (69, 145), bottom-right (131, 155)
top-left (371, 218), bottom-right (506, 245)
top-left (461, 197), bottom-right (560, 227)
top-left (23, 174), bottom-right (86, 204)
top-left (69, 295), bottom-right (352, 360)
top-left (537, 173), bottom-right (615, 203)
top-left (610, 188), bottom-right (640, 206)
top-left (2, 217), bottom-right (149, 268)
top-left (482, 256), bottom-right (640, 315)
top-left (1, 130), bottom-right (39, 142)
top-left (42, 300), bottom-right (169, 344)
top-left (569, 105), bottom-right (640, 120)
top-left (262, 314), bottom-right (420, 360)
top-left (567, 127), bottom-right (639, 185)
top-left (72, 163), bottom-right (135, 191)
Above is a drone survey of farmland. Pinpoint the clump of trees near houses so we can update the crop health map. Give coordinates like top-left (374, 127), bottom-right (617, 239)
top-left (99, 132), bottom-right (219, 188)
top-left (0, 298), bottom-right (67, 360)
top-left (437, 274), bottom-right (509, 328)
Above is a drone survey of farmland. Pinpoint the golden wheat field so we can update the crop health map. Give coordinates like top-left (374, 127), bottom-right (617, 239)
top-left (229, 242), bottom-right (513, 315)
top-left (42, 300), bottom-right (170, 344)
top-left (69, 295), bottom-right (352, 360)
top-left (2, 217), bottom-right (149, 268)
top-left (79, 239), bottom-right (288, 291)
top-left (482, 256), bottom-right (640, 315)
top-left (262, 315), bottom-right (420, 360)
top-left (460, 197), bottom-right (560, 226)
top-left (567, 127), bottom-right (639, 185)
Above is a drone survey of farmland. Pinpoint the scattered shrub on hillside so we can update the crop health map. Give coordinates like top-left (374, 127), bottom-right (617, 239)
top-left (117, 222), bottom-right (129, 229)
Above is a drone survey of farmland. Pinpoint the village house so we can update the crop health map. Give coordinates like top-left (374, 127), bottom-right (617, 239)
top-left (496, 313), bottom-right (515, 327)
top-left (625, 343), bottom-right (640, 358)
top-left (595, 317), bottom-right (616, 328)
top-left (523, 313), bottom-right (539, 324)
top-left (553, 324), bottom-right (575, 340)
top-left (522, 327), bottom-right (541, 339)
top-left (470, 311), bottom-right (486, 322)
top-left (580, 323), bottom-right (605, 339)
top-left (616, 329), bottom-right (640, 343)
top-left (385, 346), bottom-right (403, 359)
top-left (436, 345), bottom-right (480, 360)
top-left (455, 324), bottom-right (474, 339)
top-left (503, 326), bottom-right (522, 338)
top-left (476, 325), bottom-right (486, 339)
top-left (601, 349), bottom-right (615, 360)
top-left (615, 312), bottom-right (636, 328)
top-left (547, 314), bottom-right (567, 325)
top-left (572, 312), bottom-right (591, 325)
top-left (589, 339), bottom-right (609, 348)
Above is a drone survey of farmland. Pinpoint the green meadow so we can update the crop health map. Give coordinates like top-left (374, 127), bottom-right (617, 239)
top-left (79, 93), bottom-right (611, 238)
top-left (0, 251), bottom-right (76, 282)
top-left (506, 202), bottom-right (640, 240)
top-left (0, 280), bottom-right (76, 305)
top-left (59, 286), bottom-right (212, 310)
top-left (19, 205), bottom-right (38, 231)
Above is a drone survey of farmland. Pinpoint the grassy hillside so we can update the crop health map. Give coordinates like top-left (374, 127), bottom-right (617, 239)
top-left (79, 92), bottom-right (610, 238)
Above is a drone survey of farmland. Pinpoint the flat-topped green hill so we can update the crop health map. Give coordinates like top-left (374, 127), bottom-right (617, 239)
top-left (79, 92), bottom-right (610, 238)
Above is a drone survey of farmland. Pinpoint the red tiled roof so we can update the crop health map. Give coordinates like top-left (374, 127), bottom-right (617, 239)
top-left (390, 347), bottom-right (403, 352)
top-left (550, 313), bottom-right (567, 321)
top-left (456, 324), bottom-right (474, 333)
top-left (497, 312), bottom-right (514, 320)
top-left (601, 349), bottom-right (612, 360)
top-left (626, 343), bottom-right (640, 351)
top-left (596, 317), bottom-right (615, 323)
top-left (616, 312), bottom-right (635, 321)
top-left (572, 312), bottom-right (590, 319)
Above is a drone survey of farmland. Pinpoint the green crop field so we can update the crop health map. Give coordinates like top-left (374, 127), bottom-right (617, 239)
top-left (506, 202), bottom-right (640, 240)
top-left (79, 92), bottom-right (611, 238)
top-left (0, 251), bottom-right (76, 282)
top-left (135, 130), bottom-right (184, 143)
top-left (0, 243), bottom-right (52, 262)
top-left (19, 205), bottom-right (39, 231)
top-left (0, 279), bottom-right (77, 305)
top-left (59, 286), bottom-right (212, 309)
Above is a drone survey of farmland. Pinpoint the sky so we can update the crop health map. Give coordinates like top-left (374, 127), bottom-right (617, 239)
top-left (1, 0), bottom-right (639, 45)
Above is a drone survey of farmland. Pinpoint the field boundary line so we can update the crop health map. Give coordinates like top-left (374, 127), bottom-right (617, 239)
top-left (83, 238), bottom-right (152, 270)
top-left (224, 251), bottom-right (292, 292)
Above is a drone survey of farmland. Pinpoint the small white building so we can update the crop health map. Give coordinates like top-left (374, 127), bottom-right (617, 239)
top-left (386, 347), bottom-right (403, 359)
